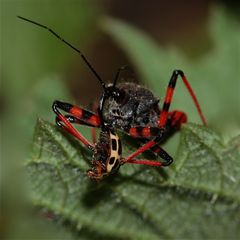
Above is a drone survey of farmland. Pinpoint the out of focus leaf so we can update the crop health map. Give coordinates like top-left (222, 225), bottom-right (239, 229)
top-left (2, 0), bottom-right (98, 97)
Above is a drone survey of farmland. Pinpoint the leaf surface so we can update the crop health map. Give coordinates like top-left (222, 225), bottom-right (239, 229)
top-left (27, 119), bottom-right (240, 239)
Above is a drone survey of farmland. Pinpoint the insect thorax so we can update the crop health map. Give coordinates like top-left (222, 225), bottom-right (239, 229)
top-left (102, 82), bottom-right (161, 131)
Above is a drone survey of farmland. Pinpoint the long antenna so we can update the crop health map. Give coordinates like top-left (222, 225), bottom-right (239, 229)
top-left (17, 16), bottom-right (105, 89)
top-left (113, 65), bottom-right (132, 87)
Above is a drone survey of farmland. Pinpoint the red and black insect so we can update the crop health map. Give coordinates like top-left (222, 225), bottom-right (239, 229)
top-left (18, 16), bottom-right (207, 179)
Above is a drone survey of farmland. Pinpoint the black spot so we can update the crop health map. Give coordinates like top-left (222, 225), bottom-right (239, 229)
top-left (150, 127), bottom-right (160, 136)
top-left (118, 140), bottom-right (122, 155)
top-left (112, 159), bottom-right (120, 171)
top-left (136, 127), bottom-right (143, 136)
top-left (143, 117), bottom-right (149, 124)
top-left (109, 157), bottom-right (115, 165)
top-left (82, 110), bottom-right (92, 120)
top-left (111, 139), bottom-right (117, 150)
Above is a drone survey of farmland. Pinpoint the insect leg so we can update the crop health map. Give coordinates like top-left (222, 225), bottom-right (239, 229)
top-left (122, 125), bottom-right (173, 167)
top-left (153, 110), bottom-right (187, 143)
top-left (55, 114), bottom-right (94, 150)
top-left (52, 101), bottom-right (99, 149)
top-left (168, 110), bottom-right (187, 129)
top-left (159, 70), bottom-right (207, 128)
top-left (124, 110), bottom-right (187, 166)
top-left (113, 65), bottom-right (132, 87)
top-left (123, 145), bottom-right (173, 167)
top-left (52, 100), bottom-right (101, 127)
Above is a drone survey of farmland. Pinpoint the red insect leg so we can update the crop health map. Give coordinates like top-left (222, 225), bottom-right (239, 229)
top-left (56, 114), bottom-right (94, 149)
top-left (53, 100), bottom-right (101, 127)
top-left (123, 140), bottom-right (156, 161)
top-left (168, 110), bottom-right (187, 129)
top-left (159, 70), bottom-right (207, 128)
top-left (122, 137), bottom-right (173, 166)
top-left (124, 159), bottom-right (163, 166)
top-left (123, 111), bottom-right (187, 166)
top-left (52, 100), bottom-right (101, 149)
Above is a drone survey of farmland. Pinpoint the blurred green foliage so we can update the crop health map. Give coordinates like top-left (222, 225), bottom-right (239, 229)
top-left (1, 0), bottom-right (101, 239)
top-left (2, 0), bottom-right (99, 142)
top-left (1, 1), bottom-right (240, 239)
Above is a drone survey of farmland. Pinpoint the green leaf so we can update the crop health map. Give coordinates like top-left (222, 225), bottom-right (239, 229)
top-left (26, 119), bottom-right (240, 239)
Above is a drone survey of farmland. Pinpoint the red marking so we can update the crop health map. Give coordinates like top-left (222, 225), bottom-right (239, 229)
top-left (159, 87), bottom-right (175, 127)
top-left (129, 128), bottom-right (138, 137)
top-left (181, 74), bottom-right (207, 126)
top-left (88, 115), bottom-right (101, 127)
top-left (70, 107), bottom-right (83, 118)
top-left (152, 147), bottom-right (160, 154)
top-left (58, 114), bottom-right (94, 149)
top-left (171, 112), bottom-right (183, 126)
top-left (123, 140), bottom-right (156, 163)
top-left (159, 111), bottom-right (168, 128)
top-left (182, 114), bottom-right (187, 123)
top-left (178, 113), bottom-right (187, 125)
top-left (142, 127), bottom-right (150, 137)
top-left (159, 73), bottom-right (207, 127)
top-left (165, 87), bottom-right (174, 104)
top-left (125, 159), bottom-right (163, 166)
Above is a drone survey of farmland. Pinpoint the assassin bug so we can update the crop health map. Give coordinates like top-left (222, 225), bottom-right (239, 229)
top-left (18, 16), bottom-right (207, 179)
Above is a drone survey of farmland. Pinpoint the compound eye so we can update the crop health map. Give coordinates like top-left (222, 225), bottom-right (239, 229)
top-left (114, 89), bottom-right (126, 104)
